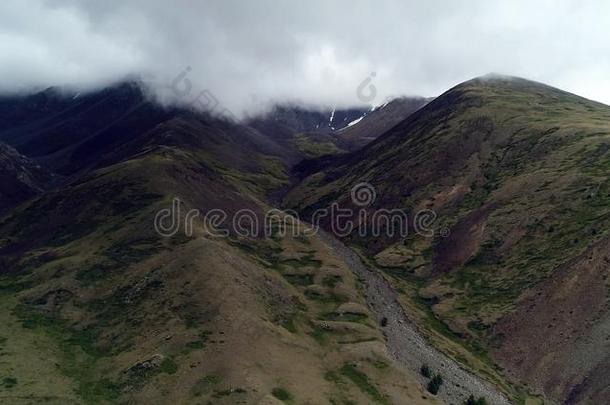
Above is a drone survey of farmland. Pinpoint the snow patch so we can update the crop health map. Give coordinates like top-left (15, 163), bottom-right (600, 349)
top-left (347, 116), bottom-right (364, 127)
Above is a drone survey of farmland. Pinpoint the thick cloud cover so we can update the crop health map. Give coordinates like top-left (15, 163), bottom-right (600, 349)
top-left (1, 0), bottom-right (610, 116)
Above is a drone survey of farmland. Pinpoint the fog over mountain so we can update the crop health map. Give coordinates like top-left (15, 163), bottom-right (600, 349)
top-left (2, 0), bottom-right (610, 116)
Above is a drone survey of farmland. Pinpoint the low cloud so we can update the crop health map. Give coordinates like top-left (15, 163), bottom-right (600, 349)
top-left (1, 0), bottom-right (610, 116)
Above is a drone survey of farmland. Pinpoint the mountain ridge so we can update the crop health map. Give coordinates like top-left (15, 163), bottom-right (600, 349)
top-left (0, 84), bottom-right (443, 404)
top-left (285, 74), bottom-right (610, 404)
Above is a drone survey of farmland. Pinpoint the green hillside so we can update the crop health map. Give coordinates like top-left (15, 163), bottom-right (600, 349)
top-left (286, 75), bottom-right (610, 404)
top-left (0, 114), bottom-right (436, 404)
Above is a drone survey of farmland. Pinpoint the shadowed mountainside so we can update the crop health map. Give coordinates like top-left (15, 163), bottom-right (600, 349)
top-left (249, 98), bottom-right (430, 158)
top-left (0, 88), bottom-right (440, 404)
top-left (335, 96), bottom-right (430, 150)
top-left (0, 142), bottom-right (57, 214)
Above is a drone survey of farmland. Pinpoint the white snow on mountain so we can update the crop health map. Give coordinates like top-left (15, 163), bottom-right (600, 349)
top-left (347, 116), bottom-right (364, 127)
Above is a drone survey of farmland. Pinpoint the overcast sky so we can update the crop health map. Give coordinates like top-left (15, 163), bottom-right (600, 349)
top-left (1, 0), bottom-right (610, 116)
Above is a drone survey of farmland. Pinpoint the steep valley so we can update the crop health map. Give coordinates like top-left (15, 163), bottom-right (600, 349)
top-left (1, 75), bottom-right (609, 404)
top-left (0, 95), bottom-right (443, 404)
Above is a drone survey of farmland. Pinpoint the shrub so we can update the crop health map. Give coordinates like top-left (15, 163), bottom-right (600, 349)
top-left (339, 363), bottom-right (387, 403)
top-left (272, 387), bottom-right (292, 401)
top-left (159, 358), bottom-right (178, 374)
top-left (191, 375), bottom-right (220, 397)
top-left (186, 340), bottom-right (205, 349)
top-left (2, 377), bottom-right (17, 389)
top-left (420, 364), bottom-right (432, 378)
top-left (465, 395), bottom-right (488, 405)
top-left (427, 374), bottom-right (443, 395)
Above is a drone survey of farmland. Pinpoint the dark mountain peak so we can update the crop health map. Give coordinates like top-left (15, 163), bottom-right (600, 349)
top-left (256, 103), bottom-right (370, 133)
top-left (334, 96), bottom-right (431, 150)
top-left (0, 142), bottom-right (57, 213)
top-left (0, 81), bottom-right (171, 175)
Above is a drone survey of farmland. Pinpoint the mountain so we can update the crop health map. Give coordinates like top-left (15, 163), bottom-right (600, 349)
top-left (285, 75), bottom-right (610, 404)
top-left (0, 83), bottom-right (176, 177)
top-left (0, 85), bottom-right (441, 404)
top-left (249, 98), bottom-right (430, 157)
top-left (247, 104), bottom-right (370, 160)
top-left (335, 96), bottom-right (430, 150)
top-left (3, 75), bottom-right (609, 404)
top-left (0, 142), bottom-right (56, 213)
top-left (256, 104), bottom-right (370, 133)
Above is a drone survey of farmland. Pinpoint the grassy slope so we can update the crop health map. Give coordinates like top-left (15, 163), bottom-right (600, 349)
top-left (285, 76), bottom-right (610, 403)
top-left (0, 119), bottom-right (436, 404)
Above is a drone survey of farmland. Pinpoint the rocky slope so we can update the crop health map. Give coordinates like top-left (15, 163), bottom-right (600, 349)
top-left (318, 230), bottom-right (510, 404)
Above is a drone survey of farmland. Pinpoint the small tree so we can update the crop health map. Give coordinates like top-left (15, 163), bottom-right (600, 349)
top-left (427, 374), bottom-right (443, 395)
top-left (420, 363), bottom-right (431, 378)
top-left (465, 395), bottom-right (488, 405)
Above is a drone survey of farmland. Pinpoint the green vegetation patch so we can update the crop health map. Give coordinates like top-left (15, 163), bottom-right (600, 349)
top-left (191, 375), bottom-right (220, 397)
top-left (122, 356), bottom-right (178, 390)
top-left (294, 133), bottom-right (342, 158)
top-left (11, 302), bottom-right (121, 402)
top-left (319, 311), bottom-right (368, 323)
top-left (427, 374), bottom-right (444, 395)
top-left (184, 330), bottom-right (213, 351)
top-left (322, 275), bottom-right (343, 288)
top-left (304, 289), bottom-right (348, 304)
top-left (283, 273), bottom-right (315, 286)
top-left (159, 358), bottom-right (178, 375)
top-left (281, 254), bottom-right (323, 269)
top-left (212, 387), bottom-right (247, 398)
top-left (2, 376), bottom-right (18, 389)
top-left (339, 363), bottom-right (388, 404)
top-left (76, 238), bottom-right (163, 282)
top-left (272, 387), bottom-right (292, 401)
top-left (420, 363), bottom-right (431, 378)
top-left (465, 395), bottom-right (488, 405)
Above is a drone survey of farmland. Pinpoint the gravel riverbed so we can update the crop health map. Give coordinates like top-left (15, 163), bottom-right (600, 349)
top-left (319, 231), bottom-right (511, 405)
